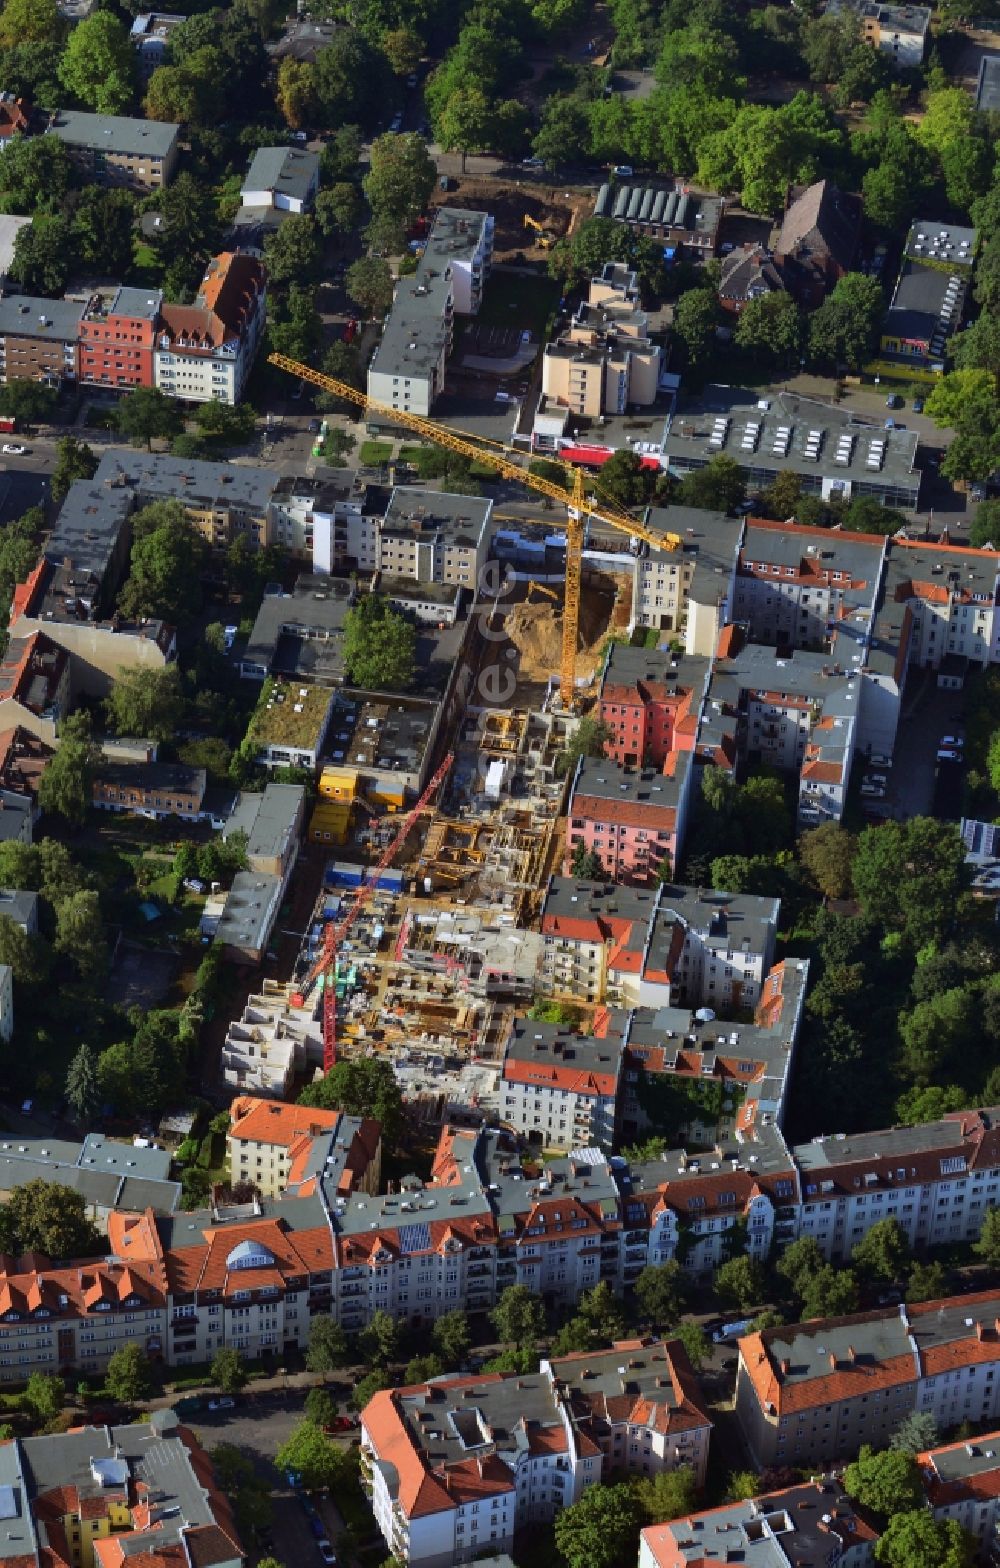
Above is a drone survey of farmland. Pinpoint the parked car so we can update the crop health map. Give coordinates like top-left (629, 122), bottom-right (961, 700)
top-left (712, 1318), bottom-right (752, 1343)
top-left (937, 749), bottom-right (962, 762)
top-left (861, 782), bottom-right (887, 798)
top-left (207, 1397), bottom-right (235, 1411)
top-left (912, 397), bottom-right (925, 413)
top-left (939, 734), bottom-right (964, 750)
top-left (326, 1415), bottom-right (358, 1433)
top-left (521, 156), bottom-right (545, 168)
top-left (868, 752), bottom-right (892, 768)
top-left (406, 72), bottom-right (418, 87)
top-left (612, 164), bottom-right (634, 177)
top-left (310, 1520), bottom-right (326, 1539)
top-left (1, 444), bottom-right (27, 455)
top-left (865, 772), bottom-right (888, 785)
top-left (885, 393), bottom-right (903, 409)
top-left (389, 112), bottom-right (403, 131)
top-left (318, 1544), bottom-right (337, 1567)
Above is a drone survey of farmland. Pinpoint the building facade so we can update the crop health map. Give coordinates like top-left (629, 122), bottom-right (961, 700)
top-left (46, 111), bottom-right (180, 189)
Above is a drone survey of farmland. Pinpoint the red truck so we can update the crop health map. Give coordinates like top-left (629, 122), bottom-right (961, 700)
top-left (0, 418), bottom-right (16, 434)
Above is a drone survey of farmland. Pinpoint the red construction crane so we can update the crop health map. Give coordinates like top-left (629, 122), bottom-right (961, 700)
top-left (293, 752), bottom-right (454, 1071)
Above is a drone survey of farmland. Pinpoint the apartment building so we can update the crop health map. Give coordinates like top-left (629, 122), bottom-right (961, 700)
top-left (154, 252), bottom-right (266, 405)
top-left (0, 632), bottom-right (71, 745)
top-left (541, 262), bottom-right (662, 417)
top-left (379, 489), bottom-right (492, 589)
top-left (267, 474), bottom-right (378, 565)
top-left (640, 1481), bottom-right (877, 1568)
top-left (0, 1413), bottom-right (242, 1568)
top-left (564, 752), bottom-right (694, 886)
top-left (130, 11), bottom-right (187, 80)
top-left (240, 145), bottom-right (320, 214)
top-left (772, 180), bottom-right (862, 308)
top-left (880, 221), bottom-right (976, 373)
top-left (246, 679), bottom-right (335, 771)
top-left (919, 1430), bottom-right (1000, 1556)
top-left (632, 507), bottom-right (742, 649)
top-left (539, 876), bottom-right (779, 1012)
top-left (792, 1105), bottom-right (1000, 1261)
top-left (368, 208), bottom-right (493, 419)
top-left (79, 286), bottom-right (162, 390)
top-left (362, 1337), bottom-right (710, 1568)
top-left (500, 1016), bottom-right (625, 1152)
top-left (92, 760), bottom-right (207, 819)
top-left (93, 449), bottom-right (277, 552)
top-left (664, 389), bottom-right (922, 511)
top-left (0, 296), bottom-right (84, 385)
top-left (599, 644), bottom-right (710, 768)
top-left (224, 782), bottom-right (305, 882)
top-left (736, 1290), bottom-right (1000, 1470)
top-left (0, 726), bottom-right (53, 807)
top-left (228, 1097), bottom-right (382, 1199)
top-left (732, 521), bottom-right (887, 654)
top-left (830, 0), bottom-right (930, 65)
top-left (46, 110), bottom-right (180, 189)
top-left (886, 538), bottom-right (1000, 670)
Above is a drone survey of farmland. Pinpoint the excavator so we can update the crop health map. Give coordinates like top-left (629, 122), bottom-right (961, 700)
top-left (522, 213), bottom-right (554, 249)
top-left (268, 352), bottom-right (682, 708)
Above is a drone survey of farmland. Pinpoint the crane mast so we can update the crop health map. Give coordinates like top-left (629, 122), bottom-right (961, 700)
top-left (293, 751), bottom-right (454, 1071)
top-left (268, 353), bottom-right (682, 708)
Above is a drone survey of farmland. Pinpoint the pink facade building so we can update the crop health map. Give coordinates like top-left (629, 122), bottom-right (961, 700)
top-left (599, 644), bottom-right (709, 769)
top-left (564, 752), bottom-right (694, 886)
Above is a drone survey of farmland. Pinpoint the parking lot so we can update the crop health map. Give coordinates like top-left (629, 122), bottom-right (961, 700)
top-left (859, 678), bottom-right (966, 822)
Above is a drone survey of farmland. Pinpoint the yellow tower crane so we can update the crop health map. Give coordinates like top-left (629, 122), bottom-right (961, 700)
top-left (268, 351), bottom-right (682, 708)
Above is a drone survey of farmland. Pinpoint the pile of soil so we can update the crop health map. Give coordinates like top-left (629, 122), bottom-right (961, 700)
top-left (429, 180), bottom-right (592, 258)
top-left (506, 571), bottom-right (630, 683)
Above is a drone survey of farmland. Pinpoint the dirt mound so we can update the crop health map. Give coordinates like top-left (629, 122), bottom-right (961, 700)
top-left (507, 572), bottom-right (629, 684)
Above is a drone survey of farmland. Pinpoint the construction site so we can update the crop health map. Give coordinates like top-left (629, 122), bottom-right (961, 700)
top-left (428, 180), bottom-right (590, 259)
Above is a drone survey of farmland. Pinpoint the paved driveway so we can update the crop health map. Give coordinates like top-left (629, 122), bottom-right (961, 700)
top-left (878, 674), bottom-right (966, 821)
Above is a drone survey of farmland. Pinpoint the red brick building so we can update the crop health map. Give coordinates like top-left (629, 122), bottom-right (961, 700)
top-left (598, 644), bottom-right (709, 769)
top-left (78, 285), bottom-right (162, 390)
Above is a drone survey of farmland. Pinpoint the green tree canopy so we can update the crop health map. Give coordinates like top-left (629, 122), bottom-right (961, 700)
top-left (634, 1261), bottom-right (687, 1329)
top-left (554, 1482), bottom-right (644, 1568)
top-left (305, 1315), bottom-right (348, 1374)
top-left (58, 11), bottom-right (136, 113)
top-left (104, 664), bottom-right (186, 744)
top-left (491, 1284), bottom-right (546, 1348)
top-left (24, 1372), bottom-right (65, 1421)
top-left (432, 1310), bottom-right (471, 1368)
top-left (0, 137), bottom-right (72, 217)
top-left (65, 1042), bottom-right (101, 1128)
top-left (0, 0), bottom-right (60, 47)
top-left (274, 1420), bottom-right (349, 1492)
top-left (851, 1217), bottom-right (910, 1283)
top-left (118, 500), bottom-right (207, 627)
top-left (851, 818), bottom-right (969, 947)
top-left (845, 1445), bottom-right (923, 1516)
top-left (299, 1055), bottom-right (404, 1149)
top-left (114, 387), bottom-right (183, 452)
top-left (50, 437), bottom-right (98, 507)
top-left (211, 1347), bottom-right (248, 1394)
top-left (875, 1512), bottom-right (975, 1568)
top-left (0, 1179), bottom-right (102, 1259)
top-left (38, 710), bottom-right (99, 828)
top-left (715, 1255), bottom-right (767, 1312)
top-left (345, 257), bottom-right (395, 318)
top-left (808, 272), bottom-right (884, 371)
top-left (342, 594), bottom-right (416, 689)
top-left (799, 822), bottom-right (855, 899)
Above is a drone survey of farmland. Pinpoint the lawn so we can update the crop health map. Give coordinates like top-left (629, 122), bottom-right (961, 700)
top-left (477, 269), bottom-right (561, 341)
top-left (359, 439), bottom-right (393, 465)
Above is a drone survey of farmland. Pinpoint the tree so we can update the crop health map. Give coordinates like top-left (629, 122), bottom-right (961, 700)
top-left (351, 1367), bottom-right (391, 1410)
top-left (851, 1218), bottom-right (910, 1283)
top-left (9, 216), bottom-right (73, 297)
top-left (557, 718), bottom-right (611, 779)
top-left (735, 292), bottom-right (803, 368)
top-left (275, 57), bottom-right (318, 129)
top-left (875, 1512), bottom-right (975, 1568)
top-left (58, 12), bottom-right (136, 113)
top-left (890, 1411), bottom-right (939, 1453)
top-left (808, 272), bottom-right (884, 371)
top-left (305, 1316), bottom-right (348, 1374)
top-left (553, 1482), bottom-right (644, 1568)
top-left (71, 188), bottom-right (137, 277)
top-left (906, 1260), bottom-right (947, 1304)
top-left (432, 1310), bottom-right (471, 1368)
top-left (342, 594), bottom-right (416, 689)
top-left (635, 1466), bottom-right (697, 1525)
top-left (899, 988), bottom-right (978, 1086)
top-left (851, 818), bottom-right (969, 947)
top-left (492, 1284), bottom-right (546, 1348)
top-left (364, 134), bottom-right (436, 237)
top-left (114, 387), bottom-right (183, 452)
top-left (436, 87), bottom-right (499, 172)
top-left (315, 183), bottom-right (364, 239)
top-left (975, 1206), bottom-right (1000, 1268)
top-left (211, 1347), bottom-right (248, 1394)
top-left (678, 457), bottom-right (746, 513)
top-left (672, 1322), bottom-right (710, 1371)
top-left (715, 1255), bottom-right (766, 1312)
top-left (313, 31), bottom-right (389, 131)
top-left (104, 664), bottom-right (186, 744)
top-left (634, 1261), bottom-right (686, 1329)
top-left (104, 1343), bottom-right (154, 1403)
top-left (1, 42), bottom-right (65, 107)
top-left (24, 1372), bottom-right (64, 1422)
top-left (118, 501), bottom-right (206, 626)
top-left (193, 402), bottom-right (256, 446)
top-left (0, 0), bottom-right (59, 47)
top-left (275, 1421), bottom-right (345, 1492)
top-left (0, 381), bottom-right (58, 425)
top-left (151, 172), bottom-right (220, 292)
top-left (405, 1353), bottom-right (445, 1383)
top-left (0, 136), bottom-right (72, 218)
top-left (38, 712), bottom-right (99, 828)
top-left (345, 257), bottom-right (394, 318)
top-left (65, 1043), bottom-right (101, 1128)
top-left (55, 891), bottom-right (107, 987)
top-left (299, 1053), bottom-right (403, 1150)
top-left (845, 1445), bottom-right (923, 1516)
top-left (552, 1281), bottom-right (626, 1355)
top-left (894, 1084), bottom-right (968, 1126)
top-left (799, 1265), bottom-right (859, 1320)
top-left (264, 215), bottom-right (322, 288)
top-left (0, 916), bottom-right (48, 988)
top-left (50, 437), bottom-right (98, 508)
top-left (534, 97), bottom-right (592, 168)
top-left (674, 288), bottom-right (721, 373)
top-left (359, 1308), bottom-right (400, 1366)
top-left (799, 822), bottom-right (855, 899)
top-left (970, 500), bottom-right (1000, 551)
top-left (305, 1387), bottom-right (336, 1428)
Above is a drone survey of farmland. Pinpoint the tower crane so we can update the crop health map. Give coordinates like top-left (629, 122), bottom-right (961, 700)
top-left (268, 352), bottom-right (683, 707)
top-left (292, 751), bottom-right (454, 1070)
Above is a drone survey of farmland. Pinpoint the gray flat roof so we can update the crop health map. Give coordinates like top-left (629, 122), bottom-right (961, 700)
top-left (215, 870), bottom-right (280, 951)
top-left (543, 876), bottom-right (779, 965)
top-left (647, 1482), bottom-right (869, 1568)
top-left (45, 476), bottom-right (134, 582)
top-left (95, 760), bottom-right (205, 797)
top-left (95, 447), bottom-right (278, 512)
top-left (383, 486), bottom-right (492, 548)
top-left (325, 693), bottom-right (437, 773)
top-left (905, 218), bottom-right (977, 267)
top-left (0, 1132), bottom-right (179, 1213)
top-left (572, 752), bottom-right (691, 810)
top-left (0, 889), bottom-right (37, 931)
top-left (370, 207), bottom-right (491, 383)
top-left (243, 575), bottom-right (352, 677)
top-left (243, 145), bottom-right (319, 203)
top-left (0, 295), bottom-right (85, 340)
top-left (47, 110), bottom-right (179, 159)
top-left (224, 782), bottom-right (305, 860)
top-left (885, 261), bottom-right (965, 341)
top-left (977, 55), bottom-right (1000, 113)
top-left (665, 388), bottom-right (920, 493)
top-left (506, 1017), bottom-right (626, 1091)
